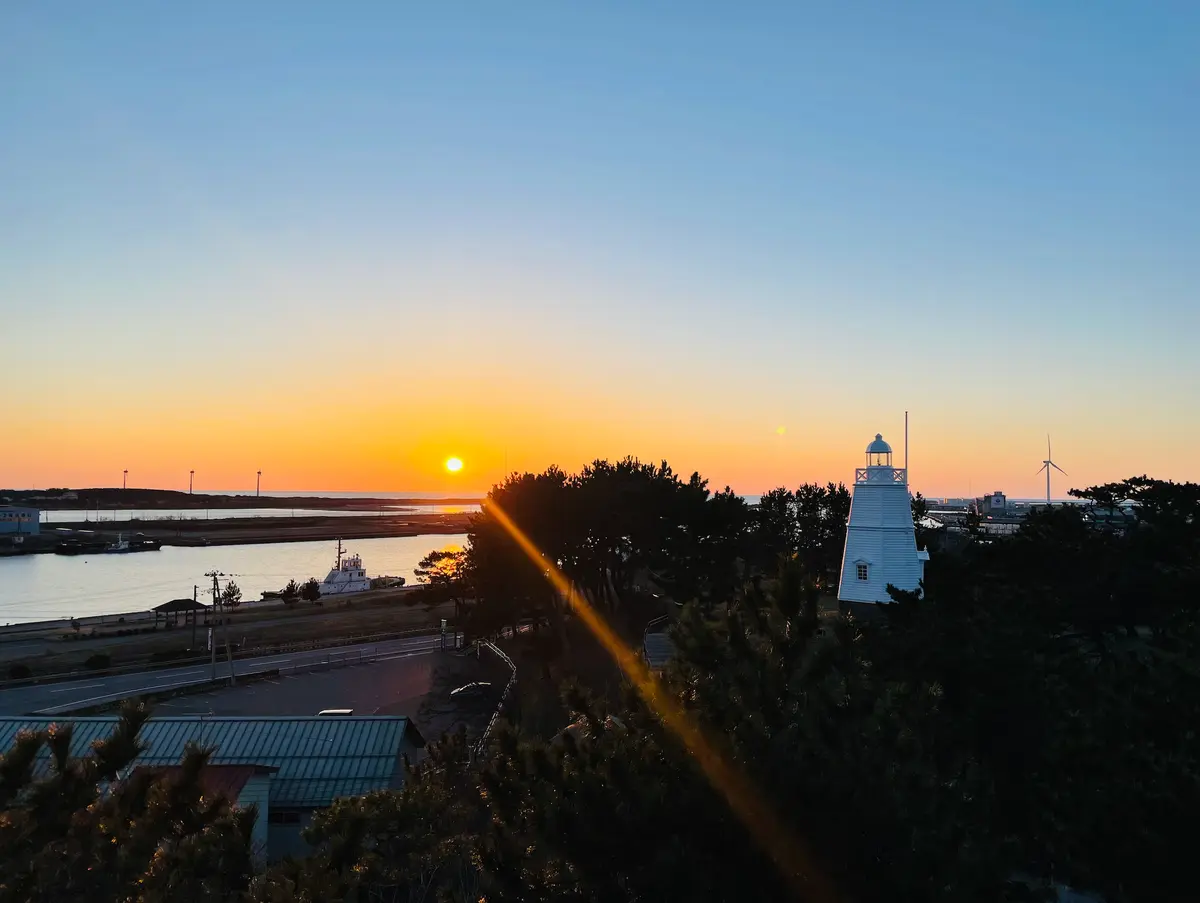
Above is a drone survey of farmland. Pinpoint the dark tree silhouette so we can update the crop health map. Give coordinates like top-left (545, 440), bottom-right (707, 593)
top-left (0, 704), bottom-right (254, 902)
top-left (220, 581), bottom-right (243, 611)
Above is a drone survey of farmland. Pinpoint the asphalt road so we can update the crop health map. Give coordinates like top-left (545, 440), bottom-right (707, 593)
top-left (153, 650), bottom-right (439, 719)
top-left (0, 633), bottom-right (448, 714)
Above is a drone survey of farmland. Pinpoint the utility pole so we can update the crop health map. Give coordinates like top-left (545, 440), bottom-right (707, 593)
top-left (189, 470), bottom-right (194, 494)
top-left (123, 469), bottom-right (128, 490)
top-left (256, 470), bottom-right (262, 498)
top-left (206, 571), bottom-right (236, 685)
top-left (208, 575), bottom-right (217, 680)
top-left (191, 584), bottom-right (198, 649)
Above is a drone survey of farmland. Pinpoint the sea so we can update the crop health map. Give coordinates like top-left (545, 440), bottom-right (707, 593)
top-left (3, 488), bottom-right (775, 625)
top-left (0, 534), bottom-right (467, 625)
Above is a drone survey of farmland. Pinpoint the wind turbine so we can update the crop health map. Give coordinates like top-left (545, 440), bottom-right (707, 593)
top-left (1036, 435), bottom-right (1067, 504)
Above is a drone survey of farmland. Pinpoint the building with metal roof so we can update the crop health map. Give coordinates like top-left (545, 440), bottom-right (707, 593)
top-left (642, 616), bottom-right (676, 672)
top-left (0, 506), bottom-right (40, 535)
top-left (643, 631), bottom-right (676, 671)
top-left (0, 714), bottom-right (422, 859)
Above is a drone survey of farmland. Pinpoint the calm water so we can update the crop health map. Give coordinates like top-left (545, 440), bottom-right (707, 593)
top-left (40, 504), bottom-right (480, 524)
top-left (0, 534), bottom-right (466, 624)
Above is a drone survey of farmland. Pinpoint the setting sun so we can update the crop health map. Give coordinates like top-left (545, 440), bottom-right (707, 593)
top-left (445, 457), bottom-right (464, 473)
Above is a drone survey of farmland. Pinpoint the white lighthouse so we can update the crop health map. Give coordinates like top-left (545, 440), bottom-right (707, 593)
top-left (837, 433), bottom-right (929, 611)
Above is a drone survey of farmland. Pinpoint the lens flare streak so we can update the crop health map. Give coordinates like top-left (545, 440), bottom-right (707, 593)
top-left (486, 500), bottom-right (839, 901)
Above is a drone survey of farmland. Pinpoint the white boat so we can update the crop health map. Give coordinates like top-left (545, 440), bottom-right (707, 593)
top-left (318, 539), bottom-right (372, 596)
top-left (105, 534), bottom-right (130, 554)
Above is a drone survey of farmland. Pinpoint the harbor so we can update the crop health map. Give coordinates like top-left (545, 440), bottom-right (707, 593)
top-left (0, 534), bottom-right (467, 625)
top-left (0, 509), bottom-right (473, 557)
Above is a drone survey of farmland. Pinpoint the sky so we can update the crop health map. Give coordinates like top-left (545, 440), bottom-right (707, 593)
top-left (2, 2), bottom-right (1197, 499)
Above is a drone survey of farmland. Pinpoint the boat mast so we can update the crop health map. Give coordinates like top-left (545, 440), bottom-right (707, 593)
top-left (336, 538), bottom-right (343, 569)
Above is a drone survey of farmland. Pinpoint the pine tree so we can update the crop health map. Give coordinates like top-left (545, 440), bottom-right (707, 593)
top-left (0, 703), bottom-right (255, 903)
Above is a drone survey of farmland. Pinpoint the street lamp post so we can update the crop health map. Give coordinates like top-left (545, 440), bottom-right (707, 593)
top-left (257, 470), bottom-right (262, 498)
top-left (189, 471), bottom-right (194, 494)
top-left (123, 470), bottom-right (127, 490)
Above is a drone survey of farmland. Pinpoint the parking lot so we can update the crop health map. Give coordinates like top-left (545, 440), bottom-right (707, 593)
top-left (151, 647), bottom-right (506, 742)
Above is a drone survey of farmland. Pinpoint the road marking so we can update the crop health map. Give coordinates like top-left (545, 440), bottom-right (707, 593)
top-left (372, 649), bottom-right (438, 663)
top-left (151, 669), bottom-right (207, 680)
top-left (49, 683), bottom-right (104, 693)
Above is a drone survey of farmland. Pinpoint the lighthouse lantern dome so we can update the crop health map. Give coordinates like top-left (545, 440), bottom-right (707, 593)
top-left (865, 433), bottom-right (893, 467)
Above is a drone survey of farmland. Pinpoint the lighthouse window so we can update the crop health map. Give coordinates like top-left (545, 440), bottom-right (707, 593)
top-left (856, 564), bottom-right (868, 581)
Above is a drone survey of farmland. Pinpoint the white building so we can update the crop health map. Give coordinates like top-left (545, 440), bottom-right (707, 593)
top-left (837, 433), bottom-right (929, 610)
top-left (0, 506), bottom-right (40, 535)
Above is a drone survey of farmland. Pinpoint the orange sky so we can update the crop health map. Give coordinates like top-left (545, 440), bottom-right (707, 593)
top-left (5, 357), bottom-right (1197, 499)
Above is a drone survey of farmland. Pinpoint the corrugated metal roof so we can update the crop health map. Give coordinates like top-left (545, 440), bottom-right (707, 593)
top-left (643, 632), bottom-right (676, 670)
top-left (0, 716), bottom-right (412, 808)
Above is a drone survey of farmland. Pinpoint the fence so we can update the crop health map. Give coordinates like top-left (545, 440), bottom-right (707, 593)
top-left (473, 641), bottom-right (517, 760)
top-left (0, 625), bottom-right (443, 691)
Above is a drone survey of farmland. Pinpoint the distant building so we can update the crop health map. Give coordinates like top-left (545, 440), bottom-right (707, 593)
top-left (1084, 501), bottom-right (1138, 532)
top-left (838, 433), bottom-right (929, 614)
top-left (0, 715), bottom-right (423, 861)
top-left (978, 491), bottom-right (1007, 516)
top-left (0, 506), bottom-right (39, 535)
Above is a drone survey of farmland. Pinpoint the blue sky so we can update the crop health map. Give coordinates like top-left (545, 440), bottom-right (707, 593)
top-left (2, 2), bottom-right (1197, 496)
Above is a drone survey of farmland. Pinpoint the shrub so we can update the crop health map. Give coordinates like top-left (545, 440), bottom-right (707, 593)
top-left (84, 653), bottom-right (111, 671)
top-left (7, 664), bottom-right (31, 680)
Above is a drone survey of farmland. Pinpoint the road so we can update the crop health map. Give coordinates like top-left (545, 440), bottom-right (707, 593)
top-left (152, 653), bottom-right (440, 719)
top-left (0, 633), bottom-right (449, 714)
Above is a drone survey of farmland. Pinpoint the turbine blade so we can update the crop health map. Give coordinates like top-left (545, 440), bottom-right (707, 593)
top-left (1051, 462), bottom-right (1067, 475)
top-left (1047, 434), bottom-right (1052, 459)
top-left (1036, 464), bottom-right (1048, 475)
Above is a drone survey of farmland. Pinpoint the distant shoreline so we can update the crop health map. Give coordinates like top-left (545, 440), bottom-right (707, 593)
top-left (2, 488), bottom-right (482, 512)
top-left (2, 511), bottom-right (473, 556)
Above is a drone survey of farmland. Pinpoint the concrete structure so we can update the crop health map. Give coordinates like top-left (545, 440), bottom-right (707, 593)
top-left (837, 433), bottom-right (929, 612)
top-left (0, 715), bottom-right (422, 860)
top-left (0, 506), bottom-right (39, 535)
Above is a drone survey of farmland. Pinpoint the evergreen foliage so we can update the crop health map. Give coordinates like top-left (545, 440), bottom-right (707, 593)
top-left (0, 703), bottom-right (254, 903)
top-left (6, 472), bottom-right (1196, 902)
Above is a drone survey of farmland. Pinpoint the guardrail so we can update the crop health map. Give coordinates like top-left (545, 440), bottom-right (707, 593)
top-left (31, 668), bottom-right (281, 716)
top-left (0, 625), bottom-right (444, 691)
top-left (473, 641), bottom-right (517, 760)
